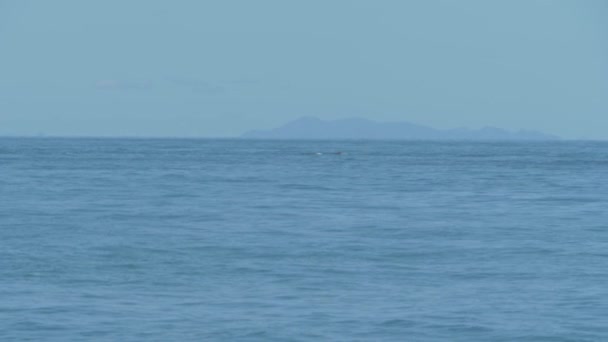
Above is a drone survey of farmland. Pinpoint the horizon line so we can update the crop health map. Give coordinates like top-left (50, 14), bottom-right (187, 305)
top-left (1, 135), bottom-right (606, 142)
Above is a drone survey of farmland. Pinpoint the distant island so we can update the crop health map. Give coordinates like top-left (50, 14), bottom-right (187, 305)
top-left (241, 117), bottom-right (558, 140)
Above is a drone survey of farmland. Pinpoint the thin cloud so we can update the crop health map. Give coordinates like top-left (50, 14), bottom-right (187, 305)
top-left (164, 77), bottom-right (225, 94)
top-left (94, 79), bottom-right (153, 90)
top-left (94, 77), bottom-right (226, 94)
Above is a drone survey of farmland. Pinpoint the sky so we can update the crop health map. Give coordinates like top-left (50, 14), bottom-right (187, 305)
top-left (0, 0), bottom-right (607, 138)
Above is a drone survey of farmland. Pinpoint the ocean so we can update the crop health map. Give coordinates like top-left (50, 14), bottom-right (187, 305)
top-left (2, 138), bottom-right (608, 341)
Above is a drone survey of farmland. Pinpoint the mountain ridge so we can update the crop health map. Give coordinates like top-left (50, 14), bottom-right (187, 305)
top-left (242, 117), bottom-right (558, 140)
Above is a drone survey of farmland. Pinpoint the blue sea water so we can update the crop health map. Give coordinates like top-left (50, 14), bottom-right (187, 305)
top-left (2, 138), bottom-right (608, 341)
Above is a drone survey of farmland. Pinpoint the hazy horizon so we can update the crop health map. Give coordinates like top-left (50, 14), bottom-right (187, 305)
top-left (0, 115), bottom-right (569, 139)
top-left (1, 1), bottom-right (607, 139)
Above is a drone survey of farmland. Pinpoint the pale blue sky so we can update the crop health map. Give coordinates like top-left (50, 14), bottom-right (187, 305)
top-left (1, 0), bottom-right (607, 138)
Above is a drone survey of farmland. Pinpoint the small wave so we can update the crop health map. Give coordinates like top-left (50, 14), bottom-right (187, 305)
top-left (303, 151), bottom-right (346, 156)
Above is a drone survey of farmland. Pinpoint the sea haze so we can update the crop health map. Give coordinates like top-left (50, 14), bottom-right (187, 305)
top-left (242, 117), bottom-right (558, 140)
top-left (2, 138), bottom-right (607, 341)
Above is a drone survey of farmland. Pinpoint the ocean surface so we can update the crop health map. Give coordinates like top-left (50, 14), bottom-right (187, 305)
top-left (2, 138), bottom-right (608, 341)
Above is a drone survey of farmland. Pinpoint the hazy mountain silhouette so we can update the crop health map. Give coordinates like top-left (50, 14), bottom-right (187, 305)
top-left (242, 117), bottom-right (558, 140)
